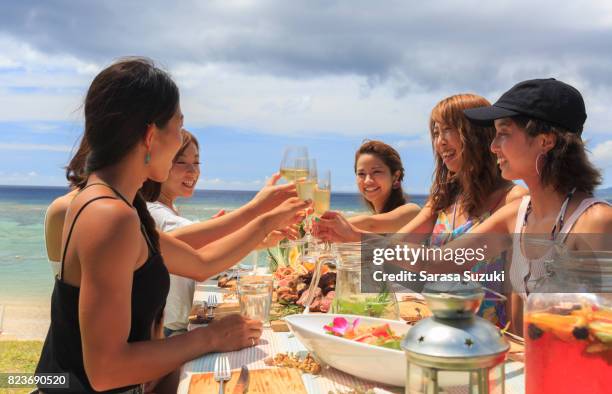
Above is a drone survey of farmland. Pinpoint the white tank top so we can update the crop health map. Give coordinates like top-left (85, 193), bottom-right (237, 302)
top-left (510, 196), bottom-right (611, 298)
top-left (43, 206), bottom-right (61, 277)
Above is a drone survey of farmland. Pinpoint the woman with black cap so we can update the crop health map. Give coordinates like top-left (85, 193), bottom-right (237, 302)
top-left (462, 78), bottom-right (611, 300)
top-left (317, 78), bottom-right (612, 334)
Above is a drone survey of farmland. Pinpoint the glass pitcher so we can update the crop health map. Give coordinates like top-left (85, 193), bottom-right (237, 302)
top-left (331, 242), bottom-right (400, 319)
top-left (524, 239), bottom-right (612, 394)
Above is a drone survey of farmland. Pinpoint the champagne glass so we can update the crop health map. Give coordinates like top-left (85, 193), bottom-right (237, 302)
top-left (303, 170), bottom-right (333, 312)
top-left (295, 159), bottom-right (317, 244)
top-left (314, 169), bottom-right (331, 217)
top-left (279, 146), bottom-right (309, 182)
top-left (295, 158), bottom-right (317, 201)
top-left (314, 170), bottom-right (331, 252)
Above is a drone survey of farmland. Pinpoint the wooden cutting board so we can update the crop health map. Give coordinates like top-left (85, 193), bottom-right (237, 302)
top-left (188, 368), bottom-right (307, 394)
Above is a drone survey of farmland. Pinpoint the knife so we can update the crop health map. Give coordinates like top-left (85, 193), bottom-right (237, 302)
top-left (231, 365), bottom-right (250, 394)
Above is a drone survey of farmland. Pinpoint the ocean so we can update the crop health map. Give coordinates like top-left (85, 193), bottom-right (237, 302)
top-left (0, 185), bottom-right (428, 307)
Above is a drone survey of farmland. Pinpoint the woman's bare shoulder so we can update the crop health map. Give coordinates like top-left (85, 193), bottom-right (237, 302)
top-left (396, 202), bottom-right (421, 214)
top-left (46, 191), bottom-right (76, 224)
top-left (476, 197), bottom-right (522, 234)
top-left (68, 190), bottom-right (140, 241)
top-left (505, 184), bottom-right (529, 203)
top-left (573, 201), bottom-right (612, 233)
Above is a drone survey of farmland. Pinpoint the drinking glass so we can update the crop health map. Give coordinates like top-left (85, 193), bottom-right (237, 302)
top-left (293, 158), bottom-right (317, 245)
top-left (314, 170), bottom-right (331, 252)
top-left (314, 169), bottom-right (331, 217)
top-left (295, 158), bottom-right (317, 201)
top-left (238, 276), bottom-right (274, 326)
top-left (279, 146), bottom-right (309, 182)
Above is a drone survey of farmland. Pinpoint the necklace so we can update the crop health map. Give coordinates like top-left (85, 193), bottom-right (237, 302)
top-left (522, 187), bottom-right (576, 241)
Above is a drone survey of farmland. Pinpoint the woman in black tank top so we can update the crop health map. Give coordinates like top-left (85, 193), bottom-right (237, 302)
top-left (35, 58), bottom-right (309, 393)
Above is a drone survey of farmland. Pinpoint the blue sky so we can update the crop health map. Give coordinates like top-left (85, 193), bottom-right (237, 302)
top-left (0, 119), bottom-right (435, 193)
top-left (1, 1), bottom-right (611, 193)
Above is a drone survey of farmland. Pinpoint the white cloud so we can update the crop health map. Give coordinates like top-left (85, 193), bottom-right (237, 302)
top-left (591, 140), bottom-right (612, 167)
top-left (394, 135), bottom-right (431, 149)
top-left (0, 142), bottom-right (73, 152)
top-left (0, 2), bottom-right (611, 137)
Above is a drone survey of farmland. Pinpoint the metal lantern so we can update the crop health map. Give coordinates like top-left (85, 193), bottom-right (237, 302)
top-left (401, 282), bottom-right (509, 394)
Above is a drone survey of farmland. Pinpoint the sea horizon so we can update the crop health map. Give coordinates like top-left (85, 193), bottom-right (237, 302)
top-left (0, 184), bottom-right (428, 309)
top-left (2, 183), bottom-right (611, 309)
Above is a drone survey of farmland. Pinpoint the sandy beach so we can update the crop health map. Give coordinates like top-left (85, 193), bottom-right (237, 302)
top-left (1, 301), bottom-right (50, 341)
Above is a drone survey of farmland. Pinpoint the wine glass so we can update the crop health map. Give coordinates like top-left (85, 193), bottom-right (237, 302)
top-left (279, 146), bottom-right (309, 182)
top-left (295, 158), bottom-right (317, 201)
top-left (303, 170), bottom-right (334, 313)
top-left (314, 169), bottom-right (331, 217)
top-left (295, 158), bottom-right (317, 244)
top-left (314, 170), bottom-right (331, 252)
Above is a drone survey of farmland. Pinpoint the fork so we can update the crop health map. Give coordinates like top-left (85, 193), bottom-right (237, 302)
top-left (213, 355), bottom-right (231, 394)
top-left (208, 294), bottom-right (219, 319)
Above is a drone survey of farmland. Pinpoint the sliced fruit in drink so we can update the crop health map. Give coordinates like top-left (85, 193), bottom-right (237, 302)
top-left (527, 312), bottom-right (586, 341)
top-left (586, 342), bottom-right (611, 353)
top-left (592, 309), bottom-right (612, 324)
top-left (589, 321), bottom-right (612, 344)
top-left (528, 323), bottom-right (544, 340)
top-left (572, 326), bottom-right (589, 340)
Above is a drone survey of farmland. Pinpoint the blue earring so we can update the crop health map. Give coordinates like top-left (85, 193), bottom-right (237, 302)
top-left (145, 152), bottom-right (151, 165)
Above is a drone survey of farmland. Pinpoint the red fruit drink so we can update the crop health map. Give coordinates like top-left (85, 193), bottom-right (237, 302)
top-left (525, 310), bottom-right (612, 394)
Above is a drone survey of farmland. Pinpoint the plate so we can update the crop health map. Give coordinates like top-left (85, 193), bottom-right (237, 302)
top-left (284, 313), bottom-right (410, 386)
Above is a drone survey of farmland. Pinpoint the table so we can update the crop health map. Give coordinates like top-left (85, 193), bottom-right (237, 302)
top-left (178, 282), bottom-right (526, 393)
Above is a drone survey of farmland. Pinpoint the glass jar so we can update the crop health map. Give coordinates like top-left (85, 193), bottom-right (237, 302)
top-left (331, 242), bottom-right (400, 319)
top-left (525, 241), bottom-right (612, 394)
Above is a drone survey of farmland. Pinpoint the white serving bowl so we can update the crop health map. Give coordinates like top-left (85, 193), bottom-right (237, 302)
top-left (284, 313), bottom-right (410, 387)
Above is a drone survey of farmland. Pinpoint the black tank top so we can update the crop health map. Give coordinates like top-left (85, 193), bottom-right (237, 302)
top-left (36, 184), bottom-right (170, 393)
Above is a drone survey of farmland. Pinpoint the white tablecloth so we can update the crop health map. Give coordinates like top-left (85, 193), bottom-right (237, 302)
top-left (178, 282), bottom-right (526, 394)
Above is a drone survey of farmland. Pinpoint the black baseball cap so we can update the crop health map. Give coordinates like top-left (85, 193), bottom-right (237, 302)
top-left (463, 78), bottom-right (586, 135)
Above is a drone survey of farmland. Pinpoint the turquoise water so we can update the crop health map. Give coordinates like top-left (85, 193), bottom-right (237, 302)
top-left (0, 185), bottom-right (427, 306)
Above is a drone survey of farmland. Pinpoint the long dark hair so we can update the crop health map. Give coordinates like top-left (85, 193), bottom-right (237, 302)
top-left (354, 140), bottom-right (407, 213)
top-left (83, 57), bottom-right (180, 249)
top-left (429, 94), bottom-right (510, 217)
top-left (141, 129), bottom-right (199, 202)
top-left (65, 137), bottom-right (90, 189)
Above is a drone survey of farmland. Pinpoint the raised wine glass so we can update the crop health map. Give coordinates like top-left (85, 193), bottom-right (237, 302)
top-left (295, 158), bottom-right (317, 244)
top-left (279, 146), bottom-right (309, 182)
top-left (314, 169), bottom-right (331, 217)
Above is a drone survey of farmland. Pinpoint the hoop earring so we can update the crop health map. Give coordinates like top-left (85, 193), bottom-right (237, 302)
top-left (535, 153), bottom-right (545, 176)
top-left (145, 152), bottom-right (151, 165)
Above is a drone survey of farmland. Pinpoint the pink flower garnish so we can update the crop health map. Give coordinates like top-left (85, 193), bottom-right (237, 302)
top-left (324, 317), bottom-right (360, 337)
